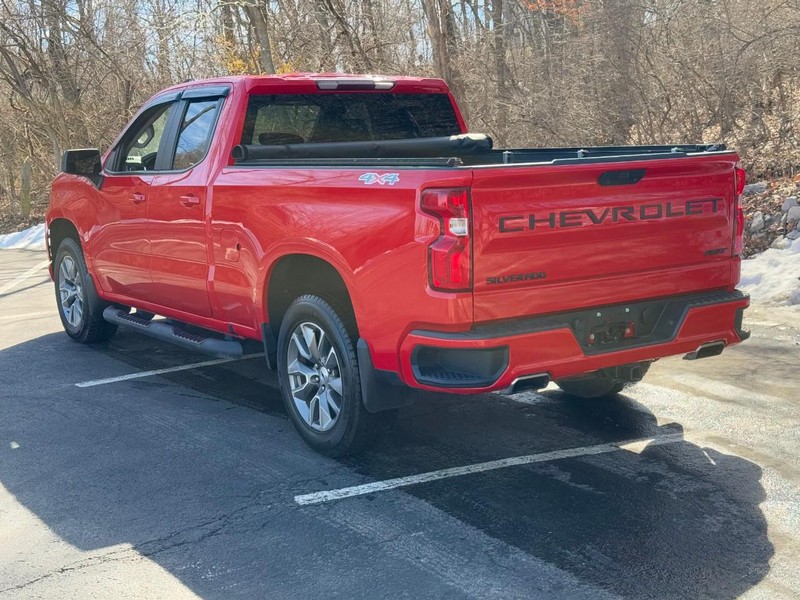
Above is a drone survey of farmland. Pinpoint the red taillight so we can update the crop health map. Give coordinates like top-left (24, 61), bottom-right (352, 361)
top-left (421, 188), bottom-right (472, 291)
top-left (735, 166), bottom-right (747, 196)
top-left (734, 166), bottom-right (746, 256)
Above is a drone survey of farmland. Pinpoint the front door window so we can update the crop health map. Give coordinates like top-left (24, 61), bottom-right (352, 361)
top-left (117, 103), bottom-right (174, 172)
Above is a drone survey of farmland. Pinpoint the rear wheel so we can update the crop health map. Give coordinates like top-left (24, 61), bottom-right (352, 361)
top-left (54, 238), bottom-right (117, 343)
top-left (556, 375), bottom-right (625, 398)
top-left (276, 294), bottom-right (395, 456)
top-left (556, 363), bottom-right (651, 399)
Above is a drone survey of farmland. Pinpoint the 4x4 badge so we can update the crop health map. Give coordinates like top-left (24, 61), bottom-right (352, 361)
top-left (359, 173), bottom-right (400, 186)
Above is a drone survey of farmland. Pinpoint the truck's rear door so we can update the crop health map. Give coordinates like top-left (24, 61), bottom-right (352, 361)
top-left (470, 153), bottom-right (740, 322)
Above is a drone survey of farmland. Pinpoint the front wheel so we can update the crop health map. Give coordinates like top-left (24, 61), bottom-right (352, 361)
top-left (54, 238), bottom-right (117, 343)
top-left (276, 294), bottom-right (395, 457)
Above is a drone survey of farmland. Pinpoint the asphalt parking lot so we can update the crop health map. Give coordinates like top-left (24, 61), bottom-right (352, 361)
top-left (1, 248), bottom-right (799, 599)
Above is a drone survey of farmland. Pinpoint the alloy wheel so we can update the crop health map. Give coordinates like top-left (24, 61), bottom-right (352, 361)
top-left (58, 255), bottom-right (84, 328)
top-left (286, 322), bottom-right (343, 432)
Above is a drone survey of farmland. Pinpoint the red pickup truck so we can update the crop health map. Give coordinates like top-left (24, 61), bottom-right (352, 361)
top-left (46, 74), bottom-right (750, 455)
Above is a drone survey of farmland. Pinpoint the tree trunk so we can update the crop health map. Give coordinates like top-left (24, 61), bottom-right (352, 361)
top-left (321, 0), bottom-right (372, 71)
top-left (312, 0), bottom-right (336, 71)
top-left (243, 1), bottom-right (276, 74)
top-left (20, 159), bottom-right (31, 218)
top-left (422, 0), bottom-right (465, 110)
top-left (491, 0), bottom-right (507, 141)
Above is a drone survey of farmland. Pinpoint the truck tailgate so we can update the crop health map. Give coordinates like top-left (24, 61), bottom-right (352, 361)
top-left (470, 154), bottom-right (739, 323)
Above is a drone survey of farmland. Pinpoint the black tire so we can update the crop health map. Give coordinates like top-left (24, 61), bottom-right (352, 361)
top-left (555, 375), bottom-right (625, 399)
top-left (276, 294), bottom-right (395, 457)
top-left (54, 238), bottom-right (117, 343)
top-left (556, 363), bottom-right (651, 399)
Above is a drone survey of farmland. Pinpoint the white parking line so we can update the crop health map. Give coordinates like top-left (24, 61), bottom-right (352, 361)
top-left (294, 432), bottom-right (685, 505)
top-left (75, 353), bottom-right (265, 388)
top-left (0, 260), bottom-right (50, 296)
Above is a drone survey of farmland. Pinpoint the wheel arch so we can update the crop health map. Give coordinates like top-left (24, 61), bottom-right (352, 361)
top-left (263, 252), bottom-right (360, 341)
top-left (259, 246), bottom-right (412, 417)
top-left (47, 218), bottom-right (81, 262)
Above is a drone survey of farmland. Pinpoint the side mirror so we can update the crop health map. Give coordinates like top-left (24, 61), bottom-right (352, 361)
top-left (61, 148), bottom-right (102, 186)
top-left (61, 148), bottom-right (101, 175)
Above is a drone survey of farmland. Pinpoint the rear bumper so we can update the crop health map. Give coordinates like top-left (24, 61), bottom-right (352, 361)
top-left (397, 289), bottom-right (750, 394)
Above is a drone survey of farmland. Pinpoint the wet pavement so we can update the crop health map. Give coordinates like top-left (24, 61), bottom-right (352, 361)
top-left (1, 248), bottom-right (798, 599)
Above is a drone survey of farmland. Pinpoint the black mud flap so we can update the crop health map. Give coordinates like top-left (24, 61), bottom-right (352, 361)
top-left (357, 339), bottom-right (417, 413)
top-left (84, 271), bottom-right (108, 321)
top-left (260, 323), bottom-right (278, 369)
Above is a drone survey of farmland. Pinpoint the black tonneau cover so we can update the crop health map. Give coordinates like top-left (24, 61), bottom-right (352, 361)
top-left (231, 134), bottom-right (726, 168)
top-left (232, 134), bottom-right (493, 162)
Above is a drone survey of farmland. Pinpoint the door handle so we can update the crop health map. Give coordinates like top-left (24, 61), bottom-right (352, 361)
top-left (132, 192), bottom-right (146, 204)
top-left (180, 194), bottom-right (201, 207)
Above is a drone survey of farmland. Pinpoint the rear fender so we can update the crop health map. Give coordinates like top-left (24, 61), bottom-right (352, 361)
top-left (256, 239), bottom-right (364, 329)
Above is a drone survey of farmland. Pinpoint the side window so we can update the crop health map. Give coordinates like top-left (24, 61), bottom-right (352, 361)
top-left (117, 103), bottom-right (174, 171)
top-left (172, 99), bottom-right (221, 170)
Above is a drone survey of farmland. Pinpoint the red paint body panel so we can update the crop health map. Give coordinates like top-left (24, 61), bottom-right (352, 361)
top-left (470, 156), bottom-right (739, 322)
top-left (211, 164), bottom-right (474, 372)
top-left (46, 74), bottom-right (748, 395)
top-left (399, 297), bottom-right (749, 393)
top-left (148, 171), bottom-right (213, 317)
top-left (84, 173), bottom-right (153, 297)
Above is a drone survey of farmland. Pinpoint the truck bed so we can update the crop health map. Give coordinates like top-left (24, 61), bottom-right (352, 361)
top-left (229, 134), bottom-right (739, 326)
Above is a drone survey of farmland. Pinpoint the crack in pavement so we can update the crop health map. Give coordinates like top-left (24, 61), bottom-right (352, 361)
top-left (0, 501), bottom-right (275, 595)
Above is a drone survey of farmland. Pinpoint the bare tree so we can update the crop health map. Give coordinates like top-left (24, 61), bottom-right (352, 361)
top-left (4, 0), bottom-right (800, 218)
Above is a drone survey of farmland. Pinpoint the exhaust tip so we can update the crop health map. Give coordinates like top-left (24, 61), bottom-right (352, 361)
top-left (683, 341), bottom-right (725, 361)
top-left (504, 373), bottom-right (550, 395)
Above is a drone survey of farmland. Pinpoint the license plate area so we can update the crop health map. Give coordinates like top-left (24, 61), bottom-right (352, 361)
top-left (572, 300), bottom-right (670, 352)
top-left (588, 320), bottom-right (634, 346)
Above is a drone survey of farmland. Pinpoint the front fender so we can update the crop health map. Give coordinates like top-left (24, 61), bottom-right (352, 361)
top-left (47, 175), bottom-right (102, 265)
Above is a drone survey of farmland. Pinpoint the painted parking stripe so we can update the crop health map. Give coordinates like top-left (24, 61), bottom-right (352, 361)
top-left (0, 259), bottom-right (50, 296)
top-left (75, 353), bottom-right (264, 388)
top-left (294, 433), bottom-right (685, 506)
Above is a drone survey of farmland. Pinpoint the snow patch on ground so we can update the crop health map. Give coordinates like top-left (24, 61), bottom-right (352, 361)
top-left (740, 237), bottom-right (800, 306)
top-left (0, 224), bottom-right (45, 250)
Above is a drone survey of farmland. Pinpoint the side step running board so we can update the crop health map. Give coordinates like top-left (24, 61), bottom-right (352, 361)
top-left (103, 307), bottom-right (243, 359)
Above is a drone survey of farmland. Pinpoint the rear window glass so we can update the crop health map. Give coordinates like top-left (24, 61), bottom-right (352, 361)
top-left (241, 93), bottom-right (461, 145)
